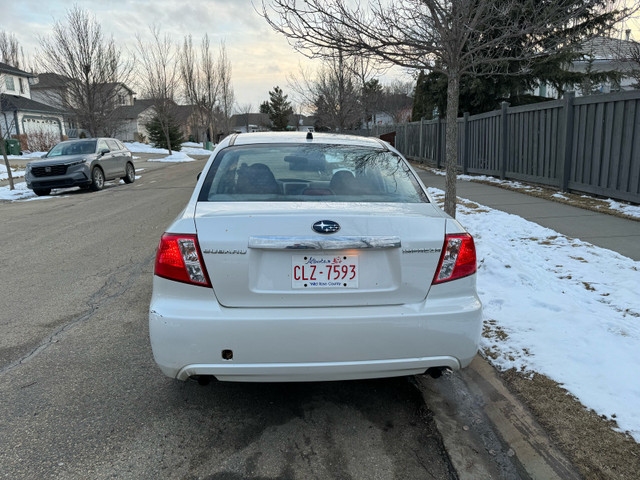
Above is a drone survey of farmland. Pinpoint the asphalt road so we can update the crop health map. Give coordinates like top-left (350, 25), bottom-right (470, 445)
top-left (0, 156), bottom-right (458, 479)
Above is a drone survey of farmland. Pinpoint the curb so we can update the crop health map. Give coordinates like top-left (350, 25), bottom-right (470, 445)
top-left (417, 357), bottom-right (581, 480)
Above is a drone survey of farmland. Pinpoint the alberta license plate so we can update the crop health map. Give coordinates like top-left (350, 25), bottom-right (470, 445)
top-left (292, 255), bottom-right (358, 288)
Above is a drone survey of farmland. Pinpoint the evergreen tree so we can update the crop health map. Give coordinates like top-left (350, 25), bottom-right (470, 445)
top-left (412, 1), bottom-right (623, 118)
top-left (145, 114), bottom-right (184, 151)
top-left (262, 86), bottom-right (293, 131)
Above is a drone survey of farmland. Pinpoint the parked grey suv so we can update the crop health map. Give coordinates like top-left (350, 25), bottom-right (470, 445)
top-left (25, 138), bottom-right (135, 196)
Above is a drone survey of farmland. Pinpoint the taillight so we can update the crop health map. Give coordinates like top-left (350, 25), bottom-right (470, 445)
top-left (154, 233), bottom-right (211, 287)
top-left (432, 233), bottom-right (477, 284)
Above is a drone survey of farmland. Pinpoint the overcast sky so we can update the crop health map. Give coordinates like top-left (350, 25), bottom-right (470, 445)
top-left (2, 0), bottom-right (406, 113)
top-left (3, 0), bottom-right (638, 113)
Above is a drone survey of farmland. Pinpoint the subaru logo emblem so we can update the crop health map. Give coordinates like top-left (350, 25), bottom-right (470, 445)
top-left (312, 220), bottom-right (340, 234)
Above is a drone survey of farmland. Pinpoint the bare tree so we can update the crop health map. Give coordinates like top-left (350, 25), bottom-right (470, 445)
top-left (38, 6), bottom-right (133, 138)
top-left (262, 0), bottom-right (629, 216)
top-left (136, 27), bottom-right (181, 154)
top-left (288, 50), bottom-right (362, 131)
top-left (0, 31), bottom-right (24, 68)
top-left (236, 102), bottom-right (254, 133)
top-left (0, 124), bottom-right (15, 190)
top-left (379, 81), bottom-right (414, 123)
top-left (216, 42), bottom-right (235, 138)
top-left (181, 37), bottom-right (235, 143)
top-left (181, 34), bottom-right (220, 144)
top-left (350, 57), bottom-right (383, 133)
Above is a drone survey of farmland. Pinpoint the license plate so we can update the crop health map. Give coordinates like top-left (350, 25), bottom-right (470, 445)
top-left (292, 255), bottom-right (358, 288)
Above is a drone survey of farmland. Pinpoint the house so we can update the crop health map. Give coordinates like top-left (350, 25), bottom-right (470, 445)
top-left (1, 62), bottom-right (67, 151)
top-left (231, 112), bottom-right (271, 133)
top-left (230, 112), bottom-right (317, 133)
top-left (533, 35), bottom-right (640, 98)
top-left (174, 105), bottom-right (205, 143)
top-left (31, 73), bottom-right (136, 138)
top-left (287, 113), bottom-right (316, 132)
top-left (112, 99), bottom-right (156, 142)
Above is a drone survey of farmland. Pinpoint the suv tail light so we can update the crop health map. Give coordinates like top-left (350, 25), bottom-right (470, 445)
top-left (154, 233), bottom-right (211, 287)
top-left (432, 233), bottom-right (477, 284)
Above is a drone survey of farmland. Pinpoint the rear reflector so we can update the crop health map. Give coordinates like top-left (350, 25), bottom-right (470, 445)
top-left (432, 233), bottom-right (477, 284)
top-left (154, 233), bottom-right (211, 287)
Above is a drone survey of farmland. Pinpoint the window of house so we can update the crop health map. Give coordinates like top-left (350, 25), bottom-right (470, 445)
top-left (5, 76), bottom-right (15, 91)
top-left (19, 78), bottom-right (25, 94)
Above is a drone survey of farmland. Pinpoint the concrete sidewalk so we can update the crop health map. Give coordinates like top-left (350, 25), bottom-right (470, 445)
top-left (416, 169), bottom-right (640, 261)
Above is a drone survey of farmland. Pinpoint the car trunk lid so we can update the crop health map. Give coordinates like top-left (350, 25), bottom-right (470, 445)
top-left (194, 202), bottom-right (446, 307)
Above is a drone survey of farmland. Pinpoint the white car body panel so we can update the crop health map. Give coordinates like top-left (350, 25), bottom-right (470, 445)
top-left (149, 132), bottom-right (482, 382)
top-left (149, 275), bottom-right (482, 382)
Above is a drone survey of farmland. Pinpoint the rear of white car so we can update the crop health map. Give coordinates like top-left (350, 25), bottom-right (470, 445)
top-left (149, 132), bottom-right (482, 382)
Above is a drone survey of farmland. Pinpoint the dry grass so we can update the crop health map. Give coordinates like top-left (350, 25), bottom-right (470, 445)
top-left (500, 369), bottom-right (640, 480)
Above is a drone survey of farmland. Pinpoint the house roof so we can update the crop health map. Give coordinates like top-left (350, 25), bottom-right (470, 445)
top-left (231, 112), bottom-right (271, 127)
top-left (0, 62), bottom-right (35, 78)
top-left (288, 113), bottom-right (317, 127)
top-left (0, 93), bottom-right (65, 115)
top-left (113, 99), bottom-right (156, 120)
top-left (30, 72), bottom-right (70, 89)
top-left (580, 36), bottom-right (639, 61)
top-left (174, 104), bottom-right (198, 124)
top-left (102, 82), bottom-right (136, 95)
top-left (31, 73), bottom-right (136, 96)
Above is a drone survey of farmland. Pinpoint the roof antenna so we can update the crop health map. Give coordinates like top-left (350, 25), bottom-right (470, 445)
top-left (306, 131), bottom-right (313, 140)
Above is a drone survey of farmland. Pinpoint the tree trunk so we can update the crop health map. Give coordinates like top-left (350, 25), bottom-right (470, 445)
top-left (165, 127), bottom-right (173, 155)
top-left (1, 139), bottom-right (15, 190)
top-left (444, 73), bottom-right (460, 218)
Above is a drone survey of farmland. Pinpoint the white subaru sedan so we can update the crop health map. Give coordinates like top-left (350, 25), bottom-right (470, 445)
top-left (149, 132), bottom-right (482, 383)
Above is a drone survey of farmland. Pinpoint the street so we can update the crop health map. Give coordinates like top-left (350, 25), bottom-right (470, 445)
top-left (0, 157), bottom-right (459, 479)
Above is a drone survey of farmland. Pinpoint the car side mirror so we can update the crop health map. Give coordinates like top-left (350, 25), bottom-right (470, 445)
top-left (100, 148), bottom-right (109, 156)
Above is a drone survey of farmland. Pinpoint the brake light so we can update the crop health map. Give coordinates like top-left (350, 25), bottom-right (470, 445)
top-left (154, 233), bottom-right (211, 287)
top-left (432, 233), bottom-right (477, 284)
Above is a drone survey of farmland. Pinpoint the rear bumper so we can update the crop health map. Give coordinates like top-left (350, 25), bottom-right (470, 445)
top-left (149, 276), bottom-right (482, 382)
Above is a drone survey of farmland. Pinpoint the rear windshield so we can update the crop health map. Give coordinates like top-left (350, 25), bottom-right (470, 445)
top-left (198, 144), bottom-right (428, 203)
top-left (47, 140), bottom-right (97, 157)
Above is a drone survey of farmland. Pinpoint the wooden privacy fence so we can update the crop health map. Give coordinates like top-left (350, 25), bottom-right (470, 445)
top-left (351, 90), bottom-right (640, 204)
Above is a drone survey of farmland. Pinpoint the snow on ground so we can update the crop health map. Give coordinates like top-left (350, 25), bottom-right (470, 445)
top-left (601, 198), bottom-right (640, 218)
top-left (427, 187), bottom-right (640, 442)
top-left (4, 151), bottom-right (47, 160)
top-left (146, 151), bottom-right (195, 163)
top-left (0, 163), bottom-right (25, 180)
top-left (182, 142), bottom-right (214, 156)
top-left (125, 141), bottom-right (212, 156)
top-left (427, 168), bottom-right (640, 220)
top-left (1, 170), bottom-right (144, 201)
top-left (0, 182), bottom-right (39, 201)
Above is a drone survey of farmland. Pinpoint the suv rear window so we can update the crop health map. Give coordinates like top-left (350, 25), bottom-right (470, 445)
top-left (198, 144), bottom-right (428, 203)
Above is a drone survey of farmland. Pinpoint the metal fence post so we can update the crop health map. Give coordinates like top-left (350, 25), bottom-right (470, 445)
top-left (500, 102), bottom-right (509, 179)
top-left (560, 91), bottom-right (575, 192)
top-left (462, 112), bottom-right (470, 175)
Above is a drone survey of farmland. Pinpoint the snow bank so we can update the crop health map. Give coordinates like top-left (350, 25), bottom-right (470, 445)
top-left (124, 142), bottom-right (212, 156)
top-left (146, 152), bottom-right (195, 163)
top-left (0, 163), bottom-right (25, 181)
top-left (428, 187), bottom-right (640, 441)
